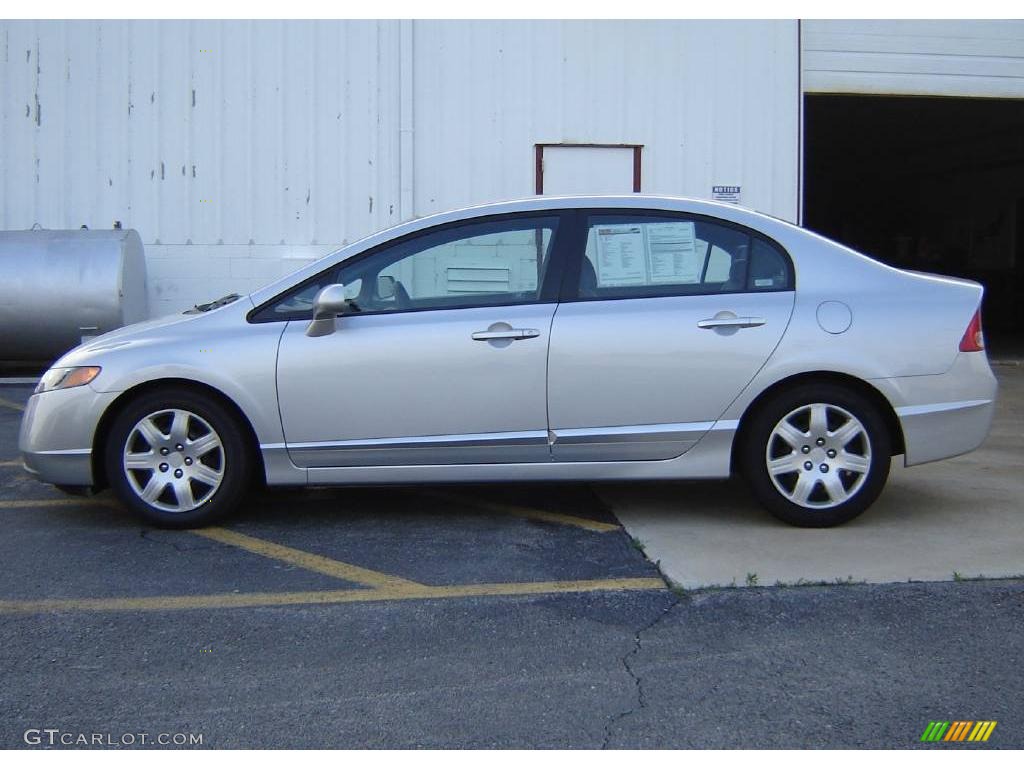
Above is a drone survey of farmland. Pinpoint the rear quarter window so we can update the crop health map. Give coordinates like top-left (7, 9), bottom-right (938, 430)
top-left (747, 237), bottom-right (793, 291)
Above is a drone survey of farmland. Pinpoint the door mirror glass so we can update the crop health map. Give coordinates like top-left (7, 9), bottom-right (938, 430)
top-left (305, 283), bottom-right (348, 337)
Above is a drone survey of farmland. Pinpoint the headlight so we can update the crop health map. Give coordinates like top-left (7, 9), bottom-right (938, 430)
top-left (35, 366), bottom-right (102, 394)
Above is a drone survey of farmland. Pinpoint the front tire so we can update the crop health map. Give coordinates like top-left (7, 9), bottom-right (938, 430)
top-left (104, 387), bottom-right (253, 528)
top-left (740, 383), bottom-right (891, 527)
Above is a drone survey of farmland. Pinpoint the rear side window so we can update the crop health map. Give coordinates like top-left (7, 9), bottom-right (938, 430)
top-left (573, 213), bottom-right (792, 299)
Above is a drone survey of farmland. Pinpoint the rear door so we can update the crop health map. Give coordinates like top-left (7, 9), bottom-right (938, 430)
top-left (547, 210), bottom-right (795, 461)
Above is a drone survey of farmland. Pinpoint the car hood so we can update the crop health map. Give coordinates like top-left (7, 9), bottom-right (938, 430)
top-left (53, 299), bottom-right (254, 368)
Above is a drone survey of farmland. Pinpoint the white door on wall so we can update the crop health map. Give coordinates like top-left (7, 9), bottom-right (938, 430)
top-left (539, 145), bottom-right (640, 195)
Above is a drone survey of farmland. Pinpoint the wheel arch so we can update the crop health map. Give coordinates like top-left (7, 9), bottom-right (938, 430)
top-left (730, 371), bottom-right (905, 474)
top-left (90, 378), bottom-right (265, 489)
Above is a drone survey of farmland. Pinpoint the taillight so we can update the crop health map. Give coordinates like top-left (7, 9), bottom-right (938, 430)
top-left (959, 308), bottom-right (985, 352)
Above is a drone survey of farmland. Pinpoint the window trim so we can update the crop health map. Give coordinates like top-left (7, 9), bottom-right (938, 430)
top-left (247, 211), bottom-right (574, 324)
top-left (556, 208), bottom-right (796, 303)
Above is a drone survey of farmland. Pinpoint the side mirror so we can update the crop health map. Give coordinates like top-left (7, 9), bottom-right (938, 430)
top-left (305, 283), bottom-right (348, 337)
top-left (376, 275), bottom-right (396, 300)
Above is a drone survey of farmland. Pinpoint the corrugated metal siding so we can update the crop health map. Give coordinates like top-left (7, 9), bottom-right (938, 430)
top-left (2, 19), bottom-right (799, 316)
top-left (413, 20), bottom-right (799, 221)
top-left (1, 20), bottom-right (405, 314)
top-left (1, 20), bottom-right (402, 244)
top-left (802, 20), bottom-right (1024, 97)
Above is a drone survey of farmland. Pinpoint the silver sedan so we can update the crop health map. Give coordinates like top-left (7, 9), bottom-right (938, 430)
top-left (19, 196), bottom-right (997, 528)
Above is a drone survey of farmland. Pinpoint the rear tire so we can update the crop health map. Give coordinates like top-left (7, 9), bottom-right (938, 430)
top-left (104, 387), bottom-right (253, 528)
top-left (739, 383), bottom-right (891, 527)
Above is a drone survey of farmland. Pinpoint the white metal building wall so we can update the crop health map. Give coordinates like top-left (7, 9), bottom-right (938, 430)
top-left (1, 20), bottom-right (403, 316)
top-left (1, 20), bottom-right (799, 317)
top-left (802, 20), bottom-right (1024, 97)
top-left (412, 21), bottom-right (799, 218)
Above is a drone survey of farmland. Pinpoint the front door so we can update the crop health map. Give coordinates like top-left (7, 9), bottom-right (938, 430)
top-left (271, 213), bottom-right (567, 467)
top-left (547, 210), bottom-right (796, 461)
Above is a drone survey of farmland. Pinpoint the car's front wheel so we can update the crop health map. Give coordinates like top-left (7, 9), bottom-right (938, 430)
top-left (740, 383), bottom-right (891, 527)
top-left (104, 387), bottom-right (252, 528)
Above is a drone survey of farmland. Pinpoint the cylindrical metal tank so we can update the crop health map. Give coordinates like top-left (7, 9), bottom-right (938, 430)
top-left (0, 228), bottom-right (148, 360)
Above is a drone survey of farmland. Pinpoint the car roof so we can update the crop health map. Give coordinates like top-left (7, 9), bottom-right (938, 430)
top-left (414, 194), bottom-right (786, 227)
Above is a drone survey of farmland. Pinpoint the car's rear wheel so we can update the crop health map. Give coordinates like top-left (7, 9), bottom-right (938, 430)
top-left (104, 387), bottom-right (252, 528)
top-left (740, 383), bottom-right (891, 527)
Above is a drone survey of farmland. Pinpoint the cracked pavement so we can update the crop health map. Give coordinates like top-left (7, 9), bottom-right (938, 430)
top-left (601, 596), bottom-right (679, 748)
top-left (4, 579), bottom-right (1022, 747)
top-left (601, 580), bottom-right (1024, 749)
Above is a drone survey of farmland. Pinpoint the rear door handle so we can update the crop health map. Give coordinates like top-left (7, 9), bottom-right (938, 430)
top-left (697, 316), bottom-right (767, 329)
top-left (471, 328), bottom-right (541, 341)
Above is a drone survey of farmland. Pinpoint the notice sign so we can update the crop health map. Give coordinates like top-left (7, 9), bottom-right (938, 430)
top-left (712, 185), bottom-right (741, 205)
top-left (595, 225), bottom-right (647, 286)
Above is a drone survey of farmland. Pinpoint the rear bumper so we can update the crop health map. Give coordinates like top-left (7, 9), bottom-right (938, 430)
top-left (896, 398), bottom-right (995, 465)
top-left (873, 352), bottom-right (998, 466)
top-left (18, 385), bottom-right (119, 486)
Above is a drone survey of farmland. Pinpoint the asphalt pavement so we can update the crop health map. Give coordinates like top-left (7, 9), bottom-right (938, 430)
top-left (1, 382), bottom-right (1020, 749)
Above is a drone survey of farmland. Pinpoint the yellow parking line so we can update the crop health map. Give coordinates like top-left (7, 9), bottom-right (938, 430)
top-left (424, 491), bottom-right (620, 533)
top-left (0, 497), bottom-right (116, 509)
top-left (193, 527), bottom-right (426, 591)
top-left (0, 459), bottom-right (23, 467)
top-left (0, 576), bottom-right (666, 614)
top-left (414, 577), bottom-right (665, 599)
top-left (1, 492), bottom-right (619, 533)
top-left (0, 589), bottom-right (399, 614)
top-left (0, 396), bottom-right (26, 412)
top-left (488, 504), bottom-right (620, 533)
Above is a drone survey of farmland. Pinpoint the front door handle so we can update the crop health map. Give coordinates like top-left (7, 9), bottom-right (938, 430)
top-left (471, 328), bottom-right (541, 341)
top-left (697, 316), bottom-right (767, 329)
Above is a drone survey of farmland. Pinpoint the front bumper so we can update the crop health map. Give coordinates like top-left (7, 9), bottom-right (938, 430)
top-left (18, 385), bottom-right (120, 486)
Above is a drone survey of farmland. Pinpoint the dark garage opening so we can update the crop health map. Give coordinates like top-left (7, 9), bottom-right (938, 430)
top-left (804, 94), bottom-right (1024, 354)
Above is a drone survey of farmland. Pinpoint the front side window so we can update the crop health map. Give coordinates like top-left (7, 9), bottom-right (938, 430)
top-left (258, 216), bottom-right (560, 320)
top-left (574, 213), bottom-right (792, 300)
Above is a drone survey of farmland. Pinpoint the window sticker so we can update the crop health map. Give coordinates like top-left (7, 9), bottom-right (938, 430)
top-left (593, 221), bottom-right (704, 288)
top-left (645, 221), bottom-right (701, 284)
top-left (595, 226), bottom-right (647, 287)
